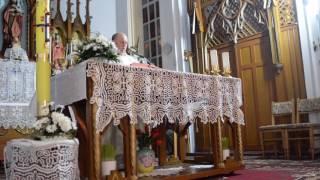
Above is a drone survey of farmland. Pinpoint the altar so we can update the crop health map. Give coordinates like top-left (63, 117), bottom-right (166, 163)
top-left (52, 59), bottom-right (244, 179)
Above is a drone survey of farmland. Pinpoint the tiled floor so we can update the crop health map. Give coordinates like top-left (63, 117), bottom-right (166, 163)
top-left (242, 157), bottom-right (320, 180)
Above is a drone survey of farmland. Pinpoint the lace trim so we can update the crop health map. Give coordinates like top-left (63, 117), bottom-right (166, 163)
top-left (0, 61), bottom-right (36, 129)
top-left (4, 139), bottom-right (80, 179)
top-left (87, 62), bottom-right (244, 132)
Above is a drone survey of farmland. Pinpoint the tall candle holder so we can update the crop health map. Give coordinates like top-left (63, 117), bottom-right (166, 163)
top-left (222, 67), bottom-right (232, 77)
top-left (210, 65), bottom-right (221, 76)
top-left (205, 68), bottom-right (211, 75)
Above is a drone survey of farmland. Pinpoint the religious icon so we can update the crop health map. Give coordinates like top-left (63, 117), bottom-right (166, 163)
top-left (51, 29), bottom-right (67, 74)
top-left (1, 0), bottom-right (24, 55)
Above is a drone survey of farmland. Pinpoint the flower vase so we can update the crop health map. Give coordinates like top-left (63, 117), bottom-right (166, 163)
top-left (137, 147), bottom-right (155, 174)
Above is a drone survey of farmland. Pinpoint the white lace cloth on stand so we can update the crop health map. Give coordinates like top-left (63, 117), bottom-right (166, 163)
top-left (87, 61), bottom-right (244, 132)
top-left (0, 61), bottom-right (36, 129)
top-left (4, 138), bottom-right (80, 180)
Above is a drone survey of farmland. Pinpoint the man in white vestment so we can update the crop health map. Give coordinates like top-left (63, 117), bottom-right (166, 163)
top-left (112, 32), bottom-right (139, 65)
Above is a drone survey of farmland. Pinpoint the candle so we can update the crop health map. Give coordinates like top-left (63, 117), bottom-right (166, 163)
top-left (46, 0), bottom-right (50, 12)
top-left (222, 52), bottom-right (230, 69)
top-left (210, 49), bottom-right (219, 67)
top-left (204, 45), bottom-right (209, 71)
top-left (49, 37), bottom-right (52, 64)
top-left (70, 42), bottom-right (73, 54)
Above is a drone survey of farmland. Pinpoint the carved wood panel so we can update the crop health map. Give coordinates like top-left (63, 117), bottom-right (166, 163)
top-left (275, 25), bottom-right (306, 100)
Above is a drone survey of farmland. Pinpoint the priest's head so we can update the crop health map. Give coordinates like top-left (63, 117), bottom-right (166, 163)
top-left (112, 32), bottom-right (128, 55)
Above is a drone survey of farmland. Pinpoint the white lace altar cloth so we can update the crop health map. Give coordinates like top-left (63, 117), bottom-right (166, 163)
top-left (87, 62), bottom-right (244, 132)
top-left (0, 61), bottom-right (36, 129)
top-left (4, 138), bottom-right (80, 180)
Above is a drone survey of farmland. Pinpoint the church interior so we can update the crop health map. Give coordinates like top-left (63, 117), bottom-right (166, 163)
top-left (0, 0), bottom-right (320, 179)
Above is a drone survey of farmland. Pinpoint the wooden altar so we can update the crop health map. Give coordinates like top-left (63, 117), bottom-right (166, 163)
top-left (52, 61), bottom-right (244, 179)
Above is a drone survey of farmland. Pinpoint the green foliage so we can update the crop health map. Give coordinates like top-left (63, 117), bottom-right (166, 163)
top-left (101, 144), bottom-right (117, 161)
top-left (222, 137), bottom-right (229, 150)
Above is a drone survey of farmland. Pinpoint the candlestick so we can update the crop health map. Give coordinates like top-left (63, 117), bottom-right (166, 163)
top-left (204, 45), bottom-right (209, 73)
top-left (210, 49), bottom-right (220, 75)
top-left (222, 52), bottom-right (231, 77)
top-left (210, 49), bottom-right (219, 67)
top-left (222, 52), bottom-right (230, 69)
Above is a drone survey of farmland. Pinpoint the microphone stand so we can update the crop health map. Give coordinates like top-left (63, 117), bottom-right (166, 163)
top-left (127, 48), bottom-right (155, 66)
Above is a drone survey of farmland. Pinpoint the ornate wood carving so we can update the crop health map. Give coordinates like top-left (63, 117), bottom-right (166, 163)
top-left (278, 0), bottom-right (297, 27)
top-left (204, 0), bottom-right (268, 46)
top-left (51, 0), bottom-right (90, 45)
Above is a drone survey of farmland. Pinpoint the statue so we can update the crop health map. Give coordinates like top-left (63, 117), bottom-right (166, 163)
top-left (4, 37), bottom-right (28, 61)
top-left (52, 29), bottom-right (67, 74)
top-left (1, 0), bottom-right (23, 55)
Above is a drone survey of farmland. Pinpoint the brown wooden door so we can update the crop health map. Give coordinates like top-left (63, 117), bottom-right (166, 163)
top-left (236, 35), bottom-right (274, 150)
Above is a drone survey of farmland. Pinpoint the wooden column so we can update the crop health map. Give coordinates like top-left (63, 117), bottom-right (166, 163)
top-left (87, 78), bottom-right (101, 180)
top-left (93, 109), bottom-right (101, 179)
top-left (178, 123), bottom-right (191, 162)
top-left (118, 117), bottom-right (140, 179)
top-left (129, 123), bottom-right (137, 179)
top-left (211, 120), bottom-right (224, 168)
top-left (232, 123), bottom-right (244, 164)
top-left (119, 117), bottom-right (131, 177)
top-left (159, 124), bottom-right (167, 166)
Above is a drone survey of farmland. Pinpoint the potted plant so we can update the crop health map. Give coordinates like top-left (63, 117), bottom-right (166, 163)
top-left (222, 137), bottom-right (230, 160)
top-left (101, 144), bottom-right (117, 176)
top-left (136, 126), bottom-right (162, 174)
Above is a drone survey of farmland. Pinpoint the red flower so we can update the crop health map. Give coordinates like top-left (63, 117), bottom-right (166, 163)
top-left (155, 139), bottom-right (163, 146)
top-left (137, 125), bottom-right (162, 149)
top-left (151, 128), bottom-right (160, 138)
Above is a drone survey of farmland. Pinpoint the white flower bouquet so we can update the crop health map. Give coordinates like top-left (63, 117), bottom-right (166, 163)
top-left (33, 102), bottom-right (77, 140)
top-left (76, 33), bottom-right (119, 63)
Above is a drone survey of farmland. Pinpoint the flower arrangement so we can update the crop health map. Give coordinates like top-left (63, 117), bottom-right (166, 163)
top-left (137, 126), bottom-right (162, 150)
top-left (75, 33), bottom-right (119, 63)
top-left (33, 102), bottom-right (77, 140)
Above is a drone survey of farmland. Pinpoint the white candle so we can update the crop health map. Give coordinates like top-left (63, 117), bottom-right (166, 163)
top-left (204, 45), bottom-right (209, 71)
top-left (46, 0), bottom-right (50, 12)
top-left (70, 43), bottom-right (73, 53)
top-left (49, 37), bottom-right (52, 64)
top-left (210, 49), bottom-right (219, 67)
top-left (222, 52), bottom-right (230, 69)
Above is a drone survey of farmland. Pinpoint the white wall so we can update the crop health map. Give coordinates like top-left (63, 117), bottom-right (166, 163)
top-left (159, 0), bottom-right (192, 71)
top-left (296, 0), bottom-right (320, 98)
top-left (296, 0), bottom-right (320, 133)
top-left (90, 0), bottom-right (116, 39)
